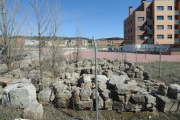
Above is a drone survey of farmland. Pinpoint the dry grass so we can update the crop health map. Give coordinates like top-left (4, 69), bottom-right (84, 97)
top-left (138, 61), bottom-right (180, 85)
top-left (1, 104), bottom-right (180, 120)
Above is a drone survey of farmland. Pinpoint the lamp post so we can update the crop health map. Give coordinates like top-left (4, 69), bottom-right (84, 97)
top-left (144, 37), bottom-right (147, 59)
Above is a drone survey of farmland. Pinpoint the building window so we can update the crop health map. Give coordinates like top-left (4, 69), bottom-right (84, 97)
top-left (157, 16), bottom-right (164, 20)
top-left (167, 16), bottom-right (172, 20)
top-left (157, 35), bottom-right (164, 39)
top-left (168, 6), bottom-right (172, 10)
top-left (157, 25), bottom-right (164, 30)
top-left (138, 26), bottom-right (144, 31)
top-left (157, 6), bottom-right (164, 10)
top-left (147, 8), bottom-right (151, 12)
top-left (131, 19), bottom-right (133, 23)
top-left (131, 28), bottom-right (133, 32)
top-left (147, 26), bottom-right (150, 30)
top-left (168, 25), bottom-right (172, 29)
top-left (138, 17), bottom-right (144, 21)
top-left (147, 17), bottom-right (151, 20)
top-left (168, 35), bottom-right (172, 39)
top-left (138, 35), bottom-right (144, 40)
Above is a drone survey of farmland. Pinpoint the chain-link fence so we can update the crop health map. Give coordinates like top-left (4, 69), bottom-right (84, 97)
top-left (1, 39), bottom-right (180, 120)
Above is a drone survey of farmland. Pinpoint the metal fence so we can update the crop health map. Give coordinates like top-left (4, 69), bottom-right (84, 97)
top-left (0, 39), bottom-right (180, 120)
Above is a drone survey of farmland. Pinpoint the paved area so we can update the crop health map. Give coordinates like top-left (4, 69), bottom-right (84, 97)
top-left (65, 51), bottom-right (180, 62)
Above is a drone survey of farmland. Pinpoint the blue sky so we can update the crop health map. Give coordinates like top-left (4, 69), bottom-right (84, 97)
top-left (60, 0), bottom-right (143, 39)
top-left (1, 0), bottom-right (147, 39)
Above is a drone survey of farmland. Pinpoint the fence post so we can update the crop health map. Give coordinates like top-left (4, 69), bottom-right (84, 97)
top-left (92, 43), bottom-right (94, 58)
top-left (133, 42), bottom-right (137, 67)
top-left (122, 45), bottom-right (124, 61)
top-left (144, 37), bottom-right (147, 59)
top-left (124, 46), bottom-right (127, 61)
top-left (156, 42), bottom-right (161, 81)
top-left (93, 36), bottom-right (98, 120)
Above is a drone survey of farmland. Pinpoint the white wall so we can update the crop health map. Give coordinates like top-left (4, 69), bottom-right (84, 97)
top-left (124, 44), bottom-right (170, 52)
top-left (24, 40), bottom-right (39, 47)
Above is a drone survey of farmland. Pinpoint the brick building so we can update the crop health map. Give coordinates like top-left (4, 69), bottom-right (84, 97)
top-left (124, 0), bottom-right (179, 45)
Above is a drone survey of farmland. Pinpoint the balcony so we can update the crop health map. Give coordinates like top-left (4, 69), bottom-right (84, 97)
top-left (175, 29), bottom-right (180, 34)
top-left (147, 29), bottom-right (154, 34)
top-left (175, 10), bottom-right (180, 15)
top-left (175, 38), bottom-right (180, 43)
top-left (174, 20), bottom-right (180, 25)
top-left (146, 38), bottom-right (154, 44)
top-left (147, 20), bottom-right (154, 25)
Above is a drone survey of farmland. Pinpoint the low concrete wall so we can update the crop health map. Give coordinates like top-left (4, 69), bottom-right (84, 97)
top-left (137, 51), bottom-right (151, 54)
top-left (125, 44), bottom-right (170, 53)
top-left (137, 51), bottom-right (180, 55)
top-left (161, 52), bottom-right (180, 55)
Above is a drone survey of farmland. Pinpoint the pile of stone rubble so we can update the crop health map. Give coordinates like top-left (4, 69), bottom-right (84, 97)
top-left (0, 58), bottom-right (180, 119)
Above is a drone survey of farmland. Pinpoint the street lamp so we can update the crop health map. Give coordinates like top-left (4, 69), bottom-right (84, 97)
top-left (144, 37), bottom-right (147, 59)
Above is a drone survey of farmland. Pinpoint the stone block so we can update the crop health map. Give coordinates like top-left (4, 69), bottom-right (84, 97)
top-left (132, 94), bottom-right (146, 104)
top-left (57, 90), bottom-right (72, 108)
top-left (23, 102), bottom-right (43, 119)
top-left (38, 88), bottom-right (55, 104)
top-left (97, 75), bottom-right (109, 83)
top-left (98, 82), bottom-right (107, 92)
top-left (109, 75), bottom-right (128, 86)
top-left (118, 95), bottom-right (125, 102)
top-left (167, 84), bottom-right (180, 100)
top-left (155, 95), bottom-right (180, 112)
top-left (76, 99), bottom-right (93, 110)
top-left (104, 98), bottom-right (113, 110)
top-left (80, 86), bottom-right (92, 101)
top-left (157, 84), bottom-right (168, 96)
top-left (145, 94), bottom-right (156, 105)
top-left (98, 96), bottom-right (104, 109)
top-left (134, 68), bottom-right (139, 73)
top-left (100, 90), bottom-right (110, 100)
top-left (113, 101), bottom-right (124, 111)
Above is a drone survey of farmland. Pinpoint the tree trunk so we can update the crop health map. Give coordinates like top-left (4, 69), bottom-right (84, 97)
top-left (38, 30), bottom-right (43, 90)
top-left (52, 39), bottom-right (55, 78)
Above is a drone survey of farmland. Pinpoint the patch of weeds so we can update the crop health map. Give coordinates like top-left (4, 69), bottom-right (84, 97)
top-left (138, 61), bottom-right (180, 85)
top-left (3, 115), bottom-right (7, 120)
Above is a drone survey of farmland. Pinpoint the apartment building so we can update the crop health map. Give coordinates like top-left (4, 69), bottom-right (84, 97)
top-left (92, 40), bottom-right (124, 46)
top-left (124, 0), bottom-right (179, 45)
top-left (71, 39), bottom-right (88, 46)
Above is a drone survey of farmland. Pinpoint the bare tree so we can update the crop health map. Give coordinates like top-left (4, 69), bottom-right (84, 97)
top-left (48, 1), bottom-right (63, 78)
top-left (0, 0), bottom-right (25, 71)
top-left (29, 0), bottom-right (52, 90)
top-left (75, 18), bottom-right (82, 62)
top-left (29, 0), bottom-right (64, 88)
